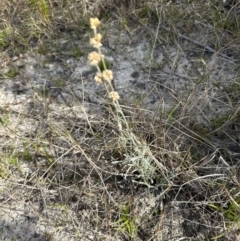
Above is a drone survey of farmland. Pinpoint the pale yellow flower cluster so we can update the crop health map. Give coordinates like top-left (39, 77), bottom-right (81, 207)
top-left (109, 91), bottom-right (120, 101)
top-left (94, 72), bottom-right (103, 83)
top-left (88, 51), bottom-right (103, 66)
top-left (90, 33), bottom-right (102, 48)
top-left (90, 18), bottom-right (101, 31)
top-left (88, 18), bottom-right (120, 102)
top-left (102, 69), bottom-right (113, 82)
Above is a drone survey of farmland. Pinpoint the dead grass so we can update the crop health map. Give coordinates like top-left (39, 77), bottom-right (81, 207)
top-left (0, 0), bottom-right (240, 240)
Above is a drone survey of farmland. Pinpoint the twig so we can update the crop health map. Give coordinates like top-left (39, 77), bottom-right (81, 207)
top-left (178, 32), bottom-right (238, 64)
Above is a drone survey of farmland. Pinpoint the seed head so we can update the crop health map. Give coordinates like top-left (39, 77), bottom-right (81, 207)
top-left (90, 33), bottom-right (102, 48)
top-left (90, 18), bottom-right (101, 30)
top-left (102, 69), bottom-right (113, 82)
top-left (88, 52), bottom-right (103, 65)
top-left (94, 72), bottom-right (103, 83)
top-left (109, 91), bottom-right (120, 101)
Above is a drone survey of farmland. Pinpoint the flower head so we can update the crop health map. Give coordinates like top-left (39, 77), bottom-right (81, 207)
top-left (94, 72), bottom-right (103, 83)
top-left (90, 18), bottom-right (101, 30)
top-left (109, 91), bottom-right (120, 101)
top-left (88, 52), bottom-right (103, 65)
top-left (102, 69), bottom-right (113, 82)
top-left (90, 33), bottom-right (102, 48)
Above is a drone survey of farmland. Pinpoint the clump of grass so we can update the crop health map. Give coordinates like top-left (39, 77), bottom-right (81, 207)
top-left (209, 196), bottom-right (240, 228)
top-left (3, 67), bottom-right (19, 78)
top-left (0, 26), bottom-right (11, 50)
top-left (87, 17), bottom-right (168, 184)
top-left (115, 203), bottom-right (137, 239)
top-left (28, 0), bottom-right (51, 22)
top-left (71, 47), bottom-right (84, 58)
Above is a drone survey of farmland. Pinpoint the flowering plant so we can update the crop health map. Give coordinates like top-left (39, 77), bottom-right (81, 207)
top-left (87, 18), bottom-right (167, 185)
top-left (88, 18), bottom-right (119, 102)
